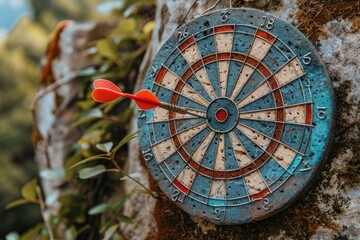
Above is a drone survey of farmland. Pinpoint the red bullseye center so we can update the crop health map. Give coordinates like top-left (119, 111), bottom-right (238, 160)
top-left (215, 108), bottom-right (228, 122)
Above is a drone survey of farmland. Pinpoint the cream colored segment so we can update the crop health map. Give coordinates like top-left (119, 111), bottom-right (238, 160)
top-left (218, 61), bottom-right (230, 96)
top-left (239, 110), bottom-right (277, 121)
top-left (192, 131), bottom-right (215, 163)
top-left (195, 68), bottom-right (217, 98)
top-left (230, 65), bottom-right (254, 99)
top-left (160, 70), bottom-right (179, 90)
top-left (181, 44), bottom-right (202, 65)
top-left (274, 58), bottom-right (305, 87)
top-left (237, 125), bottom-right (271, 149)
top-left (180, 85), bottom-right (208, 106)
top-left (176, 165), bottom-right (196, 189)
top-left (229, 132), bottom-right (253, 168)
top-left (178, 122), bottom-right (207, 144)
top-left (244, 171), bottom-right (267, 195)
top-left (215, 33), bottom-right (233, 53)
top-left (214, 134), bottom-right (225, 171)
top-left (153, 108), bottom-right (169, 122)
top-left (209, 179), bottom-right (226, 199)
top-left (249, 37), bottom-right (272, 61)
top-left (237, 82), bottom-right (271, 108)
top-left (152, 138), bottom-right (177, 163)
top-left (284, 105), bottom-right (306, 124)
top-left (273, 144), bottom-right (297, 169)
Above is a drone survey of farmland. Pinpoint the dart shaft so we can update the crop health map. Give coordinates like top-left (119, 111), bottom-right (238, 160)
top-left (160, 102), bottom-right (188, 114)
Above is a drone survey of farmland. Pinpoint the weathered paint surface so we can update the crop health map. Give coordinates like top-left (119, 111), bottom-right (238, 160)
top-left (137, 8), bottom-right (335, 225)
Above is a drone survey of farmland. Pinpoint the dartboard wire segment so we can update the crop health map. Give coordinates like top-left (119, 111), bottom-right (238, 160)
top-left (138, 8), bottom-right (335, 224)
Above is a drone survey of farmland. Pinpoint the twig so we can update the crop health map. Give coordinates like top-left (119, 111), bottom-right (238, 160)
top-left (36, 186), bottom-right (55, 240)
top-left (109, 155), bottom-right (159, 199)
top-left (201, 0), bottom-right (223, 15)
top-left (177, 0), bottom-right (199, 29)
top-left (30, 71), bottom-right (79, 110)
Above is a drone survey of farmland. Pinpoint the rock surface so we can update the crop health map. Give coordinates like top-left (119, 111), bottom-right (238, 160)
top-left (122, 1), bottom-right (360, 239)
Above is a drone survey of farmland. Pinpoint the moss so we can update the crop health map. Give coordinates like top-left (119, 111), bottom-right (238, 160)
top-left (231, 0), bottom-right (283, 11)
top-left (333, 80), bottom-right (360, 184)
top-left (296, 0), bottom-right (360, 42)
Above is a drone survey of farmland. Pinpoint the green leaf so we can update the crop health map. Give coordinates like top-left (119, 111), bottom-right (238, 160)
top-left (96, 38), bottom-right (118, 61)
top-left (118, 215), bottom-right (133, 224)
top-left (117, 106), bottom-right (134, 124)
top-left (5, 232), bottom-right (20, 240)
top-left (65, 226), bottom-right (77, 240)
top-left (5, 199), bottom-right (31, 209)
top-left (79, 67), bottom-right (97, 77)
top-left (96, 142), bottom-right (113, 153)
top-left (101, 97), bottom-right (124, 114)
top-left (79, 165), bottom-right (107, 179)
top-left (112, 129), bottom-right (140, 154)
top-left (77, 99), bottom-right (97, 111)
top-left (68, 154), bottom-right (110, 170)
top-left (40, 168), bottom-right (65, 181)
top-left (71, 108), bottom-right (103, 127)
top-left (100, 218), bottom-right (115, 234)
top-left (20, 223), bottom-right (44, 240)
top-left (143, 21), bottom-right (155, 34)
top-left (103, 225), bottom-right (119, 240)
top-left (112, 18), bottom-right (137, 38)
top-left (65, 152), bottom-right (82, 181)
top-left (88, 203), bottom-right (111, 215)
top-left (21, 179), bottom-right (37, 202)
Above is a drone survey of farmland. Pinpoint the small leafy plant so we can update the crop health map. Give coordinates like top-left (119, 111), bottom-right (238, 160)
top-left (5, 0), bottom-right (157, 239)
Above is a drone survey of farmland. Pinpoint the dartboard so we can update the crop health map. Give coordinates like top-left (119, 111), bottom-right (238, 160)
top-left (137, 8), bottom-right (335, 224)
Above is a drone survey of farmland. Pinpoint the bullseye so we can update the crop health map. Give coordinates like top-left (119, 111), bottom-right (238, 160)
top-left (215, 108), bottom-right (228, 122)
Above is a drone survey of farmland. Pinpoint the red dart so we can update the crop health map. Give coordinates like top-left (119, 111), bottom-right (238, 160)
top-left (92, 79), bottom-right (161, 110)
top-left (91, 79), bottom-right (205, 118)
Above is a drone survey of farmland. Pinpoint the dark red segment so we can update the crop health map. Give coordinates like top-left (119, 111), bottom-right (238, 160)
top-left (192, 59), bottom-right (203, 71)
top-left (182, 68), bottom-right (192, 81)
top-left (178, 36), bottom-right (195, 51)
top-left (203, 55), bottom-right (217, 64)
top-left (250, 188), bottom-right (270, 200)
top-left (155, 66), bottom-right (167, 83)
top-left (306, 103), bottom-right (313, 124)
top-left (257, 29), bottom-right (276, 43)
top-left (214, 25), bottom-right (234, 33)
top-left (218, 52), bottom-right (230, 60)
top-left (257, 63), bottom-right (272, 78)
top-left (254, 153), bottom-right (270, 167)
top-left (173, 178), bottom-right (189, 194)
top-left (231, 53), bottom-right (246, 62)
top-left (268, 77), bottom-right (278, 89)
top-left (273, 90), bottom-right (283, 106)
top-left (241, 163), bottom-right (257, 175)
top-left (245, 57), bottom-right (258, 68)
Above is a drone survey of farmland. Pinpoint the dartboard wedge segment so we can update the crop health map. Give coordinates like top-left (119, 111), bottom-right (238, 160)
top-left (138, 8), bottom-right (335, 225)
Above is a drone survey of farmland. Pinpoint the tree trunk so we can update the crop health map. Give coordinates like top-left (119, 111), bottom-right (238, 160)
top-left (33, 1), bottom-right (359, 239)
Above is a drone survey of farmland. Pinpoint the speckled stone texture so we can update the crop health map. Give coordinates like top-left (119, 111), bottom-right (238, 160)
top-left (122, 0), bottom-right (360, 239)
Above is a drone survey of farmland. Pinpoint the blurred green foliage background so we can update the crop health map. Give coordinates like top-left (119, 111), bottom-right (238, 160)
top-left (0, 0), bottom-right (119, 236)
